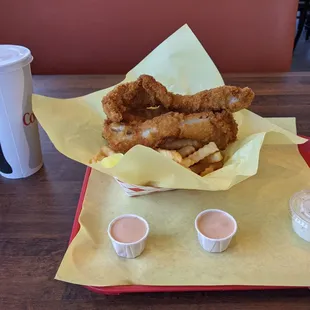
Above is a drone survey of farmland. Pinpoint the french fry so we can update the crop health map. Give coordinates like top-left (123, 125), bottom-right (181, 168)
top-left (91, 141), bottom-right (224, 177)
top-left (200, 161), bottom-right (224, 177)
top-left (159, 139), bottom-right (202, 150)
top-left (210, 160), bottom-right (224, 170)
top-left (207, 151), bottom-right (223, 164)
top-left (101, 146), bottom-right (116, 157)
top-left (157, 149), bottom-right (183, 164)
top-left (190, 155), bottom-right (224, 175)
top-left (189, 158), bottom-right (210, 174)
top-left (178, 145), bottom-right (196, 158)
top-left (89, 146), bottom-right (115, 164)
top-left (181, 142), bottom-right (219, 168)
top-left (200, 166), bottom-right (214, 177)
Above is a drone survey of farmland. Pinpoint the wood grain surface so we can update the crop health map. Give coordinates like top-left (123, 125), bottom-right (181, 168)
top-left (1, 74), bottom-right (310, 309)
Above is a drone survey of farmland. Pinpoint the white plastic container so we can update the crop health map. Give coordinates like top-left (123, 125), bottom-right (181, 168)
top-left (107, 214), bottom-right (149, 259)
top-left (0, 45), bottom-right (42, 179)
top-left (195, 209), bottom-right (238, 253)
top-left (289, 190), bottom-right (310, 242)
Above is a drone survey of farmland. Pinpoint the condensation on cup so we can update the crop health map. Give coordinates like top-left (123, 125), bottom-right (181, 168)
top-left (0, 45), bottom-right (43, 179)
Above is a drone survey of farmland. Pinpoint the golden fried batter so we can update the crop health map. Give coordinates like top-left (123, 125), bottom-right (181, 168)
top-left (102, 111), bottom-right (238, 153)
top-left (102, 75), bottom-right (254, 122)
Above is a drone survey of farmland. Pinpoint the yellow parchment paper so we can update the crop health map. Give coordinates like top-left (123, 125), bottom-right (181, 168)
top-left (55, 119), bottom-right (310, 286)
top-left (32, 24), bottom-right (306, 191)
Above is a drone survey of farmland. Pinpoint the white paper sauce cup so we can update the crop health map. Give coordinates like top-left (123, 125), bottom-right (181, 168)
top-left (290, 190), bottom-right (310, 242)
top-left (108, 214), bottom-right (149, 259)
top-left (195, 209), bottom-right (238, 253)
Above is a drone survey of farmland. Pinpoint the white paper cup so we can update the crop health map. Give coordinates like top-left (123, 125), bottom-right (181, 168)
top-left (0, 45), bottom-right (43, 179)
top-left (195, 209), bottom-right (238, 253)
top-left (107, 214), bottom-right (149, 258)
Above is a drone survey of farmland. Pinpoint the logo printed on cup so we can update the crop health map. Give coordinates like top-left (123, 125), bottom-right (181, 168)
top-left (23, 112), bottom-right (36, 126)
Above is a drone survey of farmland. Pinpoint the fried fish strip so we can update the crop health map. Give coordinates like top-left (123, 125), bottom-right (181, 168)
top-left (158, 138), bottom-right (202, 150)
top-left (102, 75), bottom-right (254, 122)
top-left (102, 110), bottom-right (238, 153)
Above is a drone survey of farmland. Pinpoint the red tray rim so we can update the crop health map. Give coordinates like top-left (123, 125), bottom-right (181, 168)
top-left (69, 139), bottom-right (310, 294)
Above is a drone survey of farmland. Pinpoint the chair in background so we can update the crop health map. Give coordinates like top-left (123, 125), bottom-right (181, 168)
top-left (295, 0), bottom-right (310, 49)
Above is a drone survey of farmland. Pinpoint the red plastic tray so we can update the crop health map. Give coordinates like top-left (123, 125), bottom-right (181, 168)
top-left (69, 138), bottom-right (310, 295)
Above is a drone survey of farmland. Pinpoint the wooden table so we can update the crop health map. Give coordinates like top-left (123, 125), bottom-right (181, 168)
top-left (1, 74), bottom-right (310, 309)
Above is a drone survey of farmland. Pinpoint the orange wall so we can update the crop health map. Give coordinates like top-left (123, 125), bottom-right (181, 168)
top-left (0, 0), bottom-right (298, 74)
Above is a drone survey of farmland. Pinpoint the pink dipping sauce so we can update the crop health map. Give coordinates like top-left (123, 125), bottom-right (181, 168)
top-left (110, 217), bottom-right (147, 243)
top-left (197, 211), bottom-right (235, 239)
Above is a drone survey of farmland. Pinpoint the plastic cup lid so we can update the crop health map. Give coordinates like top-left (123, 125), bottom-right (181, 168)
top-left (289, 190), bottom-right (310, 224)
top-left (0, 45), bottom-right (33, 72)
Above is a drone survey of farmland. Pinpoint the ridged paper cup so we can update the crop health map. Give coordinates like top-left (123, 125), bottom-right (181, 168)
top-left (195, 209), bottom-right (237, 253)
top-left (107, 214), bottom-right (149, 259)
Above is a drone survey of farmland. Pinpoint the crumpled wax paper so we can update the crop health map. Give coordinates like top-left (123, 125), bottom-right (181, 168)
top-left (32, 24), bottom-right (306, 190)
top-left (55, 118), bottom-right (310, 287)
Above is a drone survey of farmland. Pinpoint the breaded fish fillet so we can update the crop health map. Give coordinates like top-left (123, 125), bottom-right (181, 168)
top-left (102, 75), bottom-right (254, 122)
top-left (102, 110), bottom-right (238, 153)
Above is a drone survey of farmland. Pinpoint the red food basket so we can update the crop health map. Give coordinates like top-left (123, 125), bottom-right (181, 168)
top-left (69, 139), bottom-right (310, 295)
